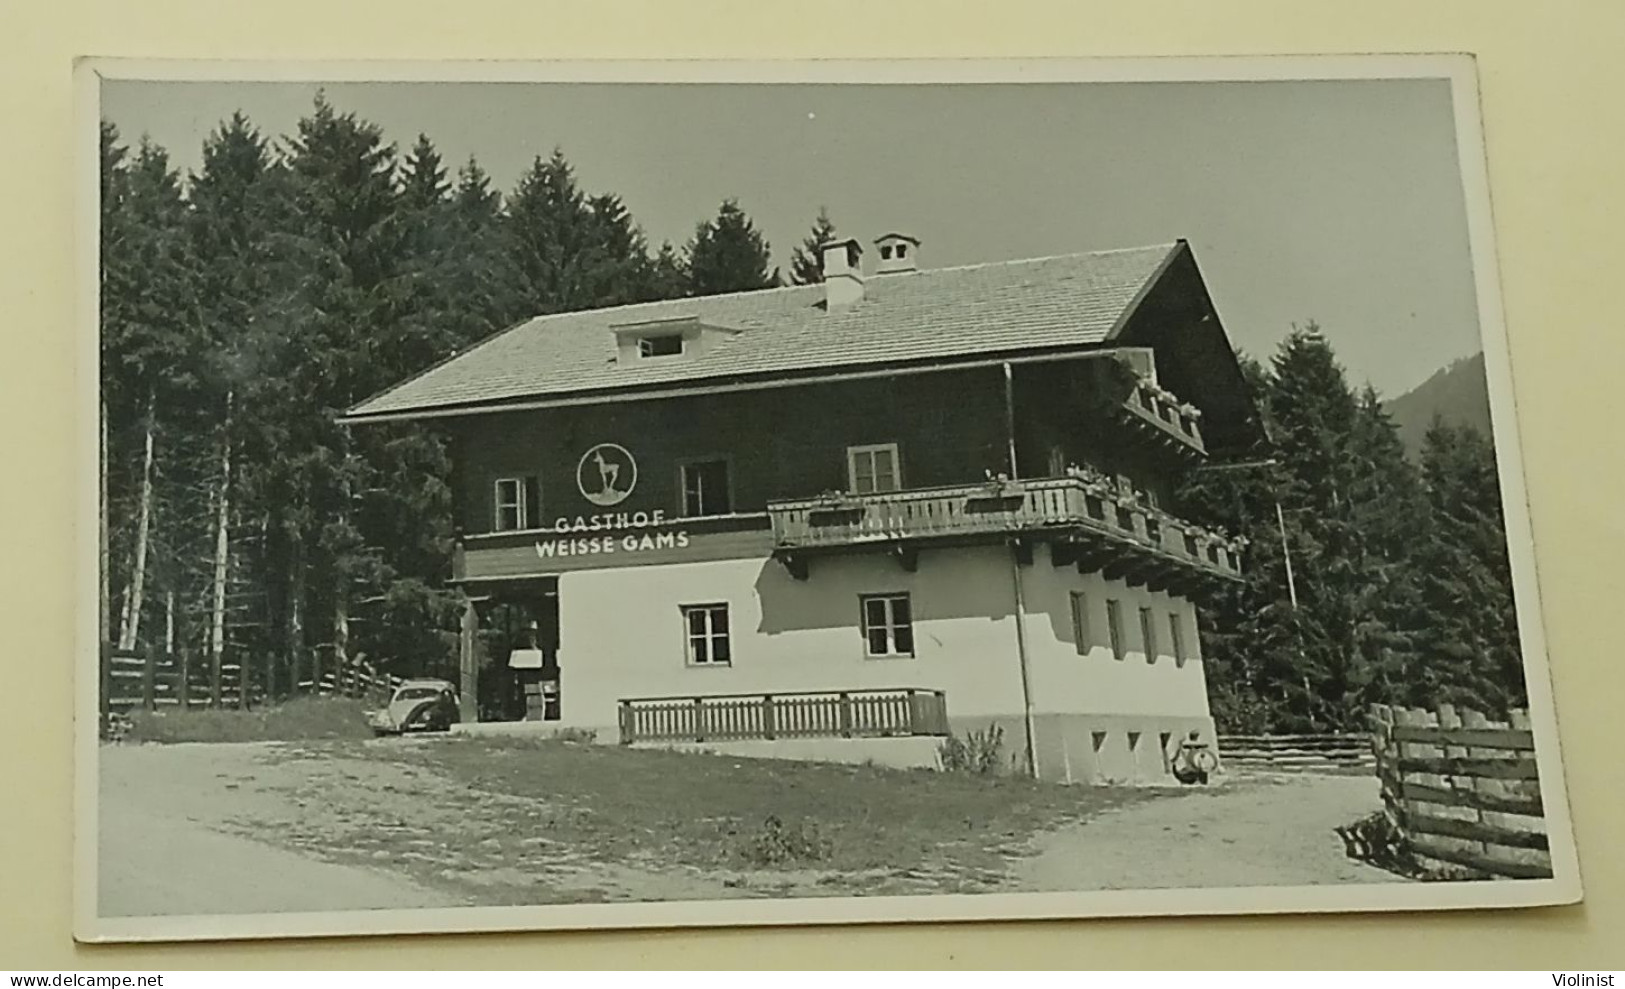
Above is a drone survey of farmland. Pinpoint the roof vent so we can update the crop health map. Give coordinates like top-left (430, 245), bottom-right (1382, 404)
top-left (820, 238), bottom-right (864, 309)
top-left (873, 233), bottom-right (920, 275)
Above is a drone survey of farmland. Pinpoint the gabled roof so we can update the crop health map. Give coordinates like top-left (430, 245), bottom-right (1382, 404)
top-left (345, 242), bottom-right (1183, 422)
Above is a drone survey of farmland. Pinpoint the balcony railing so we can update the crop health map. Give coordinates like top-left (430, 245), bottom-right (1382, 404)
top-left (768, 477), bottom-right (1243, 586)
top-left (617, 687), bottom-right (949, 745)
top-left (1121, 378), bottom-right (1206, 456)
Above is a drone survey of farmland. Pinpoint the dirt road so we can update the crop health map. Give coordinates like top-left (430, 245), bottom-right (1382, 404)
top-left (97, 741), bottom-right (1399, 918)
top-left (1014, 771), bottom-right (1396, 890)
top-left (99, 742), bottom-right (461, 917)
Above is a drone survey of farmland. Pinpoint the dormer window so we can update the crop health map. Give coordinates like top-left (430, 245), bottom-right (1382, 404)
top-left (612, 316), bottom-right (739, 365)
top-left (879, 244), bottom-right (894, 260)
top-left (637, 334), bottom-right (685, 359)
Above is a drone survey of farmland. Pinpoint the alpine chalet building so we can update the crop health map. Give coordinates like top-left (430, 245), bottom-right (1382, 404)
top-left (344, 234), bottom-right (1267, 783)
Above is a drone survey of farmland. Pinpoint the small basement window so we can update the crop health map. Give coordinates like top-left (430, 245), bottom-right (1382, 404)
top-left (1139, 606), bottom-right (1158, 663)
top-left (637, 334), bottom-right (685, 358)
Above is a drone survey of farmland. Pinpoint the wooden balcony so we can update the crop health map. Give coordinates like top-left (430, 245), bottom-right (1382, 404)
top-left (768, 477), bottom-right (1243, 595)
top-left (617, 687), bottom-right (949, 745)
top-left (1118, 378), bottom-right (1206, 459)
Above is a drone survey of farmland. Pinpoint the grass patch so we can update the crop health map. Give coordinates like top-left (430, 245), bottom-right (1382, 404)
top-left (383, 737), bottom-right (1149, 888)
top-left (123, 695), bottom-right (376, 744)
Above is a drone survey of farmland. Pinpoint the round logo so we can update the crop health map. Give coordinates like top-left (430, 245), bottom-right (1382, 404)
top-left (576, 443), bottom-right (638, 507)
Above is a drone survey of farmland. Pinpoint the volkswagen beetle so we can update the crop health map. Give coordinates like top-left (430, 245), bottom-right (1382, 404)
top-left (365, 678), bottom-right (461, 736)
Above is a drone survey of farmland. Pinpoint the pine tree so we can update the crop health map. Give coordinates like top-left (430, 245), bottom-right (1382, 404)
top-left (788, 206), bottom-right (838, 285)
top-left (1411, 420), bottom-right (1524, 713)
top-left (646, 241), bottom-right (690, 300)
top-left (187, 111), bottom-right (295, 676)
top-left (507, 149), bottom-right (594, 315)
top-left (686, 199), bottom-right (778, 296)
top-left (101, 134), bottom-right (202, 653)
top-left (1181, 327), bottom-right (1431, 731)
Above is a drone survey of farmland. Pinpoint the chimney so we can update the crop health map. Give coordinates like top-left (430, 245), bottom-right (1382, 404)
top-left (873, 233), bottom-right (920, 275)
top-left (820, 238), bottom-right (865, 309)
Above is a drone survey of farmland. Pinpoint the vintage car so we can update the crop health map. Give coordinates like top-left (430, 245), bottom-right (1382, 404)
top-left (365, 678), bottom-right (461, 736)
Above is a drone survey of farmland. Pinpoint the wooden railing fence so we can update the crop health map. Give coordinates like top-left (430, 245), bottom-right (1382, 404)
top-left (619, 688), bottom-right (949, 745)
top-left (100, 642), bottom-right (402, 719)
top-left (1218, 733), bottom-right (1375, 774)
top-left (1369, 703), bottom-right (1550, 880)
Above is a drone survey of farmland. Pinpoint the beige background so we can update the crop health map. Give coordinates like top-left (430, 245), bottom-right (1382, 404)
top-left (3, 0), bottom-right (1621, 969)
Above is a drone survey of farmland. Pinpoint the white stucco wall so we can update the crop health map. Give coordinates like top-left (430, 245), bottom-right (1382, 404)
top-left (547, 543), bottom-right (1212, 735)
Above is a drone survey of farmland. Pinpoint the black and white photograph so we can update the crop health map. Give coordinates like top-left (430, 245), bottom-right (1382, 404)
top-left (77, 56), bottom-right (1580, 943)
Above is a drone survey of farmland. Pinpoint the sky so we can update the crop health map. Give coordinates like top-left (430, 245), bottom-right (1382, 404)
top-left (101, 76), bottom-right (1484, 399)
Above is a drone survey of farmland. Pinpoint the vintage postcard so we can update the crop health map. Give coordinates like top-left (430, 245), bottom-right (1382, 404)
top-left (76, 55), bottom-right (1581, 943)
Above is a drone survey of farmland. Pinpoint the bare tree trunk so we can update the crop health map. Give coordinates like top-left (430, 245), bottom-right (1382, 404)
top-left (330, 596), bottom-right (349, 696)
top-left (286, 532), bottom-right (305, 698)
top-left (208, 392), bottom-right (233, 708)
top-left (117, 391), bottom-right (156, 651)
top-left (99, 399), bottom-right (110, 647)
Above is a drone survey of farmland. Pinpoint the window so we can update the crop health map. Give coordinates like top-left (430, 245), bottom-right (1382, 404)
top-left (1105, 598), bottom-right (1125, 660)
top-left (896, 243), bottom-right (908, 259)
top-left (1169, 612), bottom-right (1187, 667)
top-left (680, 459), bottom-right (732, 517)
top-left (861, 593), bottom-right (914, 657)
top-left (637, 334), bottom-right (684, 358)
top-left (879, 244), bottom-right (894, 260)
top-left (1069, 591), bottom-right (1092, 655)
top-left (682, 604), bottom-right (731, 666)
top-left (847, 443), bottom-right (901, 494)
top-left (493, 475), bottom-right (538, 532)
top-left (1139, 606), bottom-right (1158, 663)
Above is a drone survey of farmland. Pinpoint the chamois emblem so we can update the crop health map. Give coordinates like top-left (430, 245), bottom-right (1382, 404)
top-left (576, 442), bottom-right (638, 507)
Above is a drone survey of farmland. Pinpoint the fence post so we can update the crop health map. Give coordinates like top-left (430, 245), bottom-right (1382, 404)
top-left (236, 650), bottom-right (248, 711)
top-left (99, 641), bottom-right (112, 726)
top-left (263, 650), bottom-right (277, 707)
top-left (210, 645), bottom-right (223, 709)
top-left (141, 642), bottom-right (158, 712)
top-left (619, 701), bottom-right (634, 745)
top-left (1461, 707), bottom-right (1500, 861)
top-left (761, 694), bottom-right (776, 740)
top-left (838, 691), bottom-right (853, 738)
top-left (178, 646), bottom-right (191, 711)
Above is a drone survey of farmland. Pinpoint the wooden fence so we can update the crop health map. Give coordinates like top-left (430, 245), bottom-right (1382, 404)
top-left (101, 642), bottom-right (403, 718)
top-left (619, 688), bottom-right (949, 745)
top-left (1370, 703), bottom-right (1550, 880)
top-left (1218, 733), bottom-right (1375, 774)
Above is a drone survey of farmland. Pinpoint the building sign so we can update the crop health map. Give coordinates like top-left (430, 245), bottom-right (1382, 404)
top-left (576, 442), bottom-right (637, 507)
top-left (535, 508), bottom-right (691, 559)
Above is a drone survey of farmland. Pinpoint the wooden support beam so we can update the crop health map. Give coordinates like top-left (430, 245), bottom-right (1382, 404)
top-left (1049, 540), bottom-right (1079, 568)
top-left (892, 543), bottom-right (919, 573)
top-left (1012, 538), bottom-right (1034, 567)
top-left (780, 553), bottom-right (810, 582)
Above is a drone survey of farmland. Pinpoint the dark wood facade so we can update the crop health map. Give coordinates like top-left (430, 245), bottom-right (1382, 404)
top-left (449, 357), bottom-right (1216, 538)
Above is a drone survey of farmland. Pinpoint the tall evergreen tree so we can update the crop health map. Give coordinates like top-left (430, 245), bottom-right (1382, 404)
top-left (507, 149), bottom-right (595, 315)
top-left (185, 111), bottom-right (292, 672)
top-left (686, 199), bottom-right (778, 296)
top-left (101, 135), bottom-right (202, 653)
top-left (1410, 420), bottom-right (1524, 712)
top-left (788, 206), bottom-right (838, 285)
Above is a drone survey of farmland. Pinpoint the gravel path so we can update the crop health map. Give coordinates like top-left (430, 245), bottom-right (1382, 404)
top-left (97, 742), bottom-right (1401, 919)
top-left (1013, 772), bottom-right (1399, 890)
top-left (98, 742), bottom-right (460, 917)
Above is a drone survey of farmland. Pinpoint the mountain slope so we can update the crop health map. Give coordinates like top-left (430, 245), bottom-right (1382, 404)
top-left (1383, 352), bottom-right (1493, 454)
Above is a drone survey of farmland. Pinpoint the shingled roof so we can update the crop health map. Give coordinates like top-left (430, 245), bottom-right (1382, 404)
top-left (345, 242), bottom-right (1183, 421)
